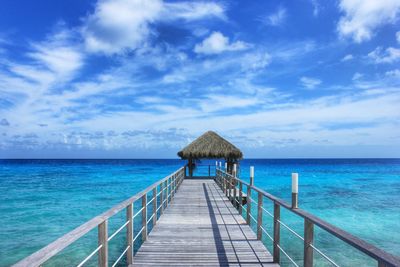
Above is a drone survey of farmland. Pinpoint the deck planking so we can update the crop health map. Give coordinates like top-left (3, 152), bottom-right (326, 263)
top-left (131, 179), bottom-right (278, 267)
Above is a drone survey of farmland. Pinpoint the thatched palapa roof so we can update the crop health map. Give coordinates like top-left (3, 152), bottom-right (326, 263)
top-left (178, 131), bottom-right (243, 160)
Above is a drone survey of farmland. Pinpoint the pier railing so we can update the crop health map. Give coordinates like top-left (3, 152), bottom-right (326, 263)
top-left (13, 167), bottom-right (185, 267)
top-left (215, 168), bottom-right (400, 267)
top-left (185, 163), bottom-right (217, 177)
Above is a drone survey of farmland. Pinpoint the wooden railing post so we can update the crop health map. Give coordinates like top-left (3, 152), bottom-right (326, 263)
top-left (246, 185), bottom-right (251, 225)
top-left (238, 181), bottom-right (243, 214)
top-left (152, 187), bottom-right (157, 225)
top-left (208, 165), bottom-right (211, 176)
top-left (160, 183), bottom-right (164, 215)
top-left (229, 177), bottom-right (233, 202)
top-left (233, 178), bottom-right (237, 207)
top-left (126, 204), bottom-right (133, 265)
top-left (98, 220), bottom-right (108, 267)
top-left (142, 194), bottom-right (147, 241)
top-left (174, 174), bottom-right (177, 193)
top-left (171, 174), bottom-right (175, 200)
top-left (224, 174), bottom-right (227, 196)
top-left (273, 203), bottom-right (280, 263)
top-left (304, 218), bottom-right (314, 267)
top-left (257, 193), bottom-right (263, 240)
top-left (166, 179), bottom-right (169, 206)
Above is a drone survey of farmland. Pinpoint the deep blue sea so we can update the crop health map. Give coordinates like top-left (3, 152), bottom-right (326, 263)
top-left (0, 159), bottom-right (399, 266)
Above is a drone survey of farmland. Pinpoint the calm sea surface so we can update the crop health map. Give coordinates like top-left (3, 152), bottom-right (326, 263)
top-left (0, 159), bottom-right (399, 266)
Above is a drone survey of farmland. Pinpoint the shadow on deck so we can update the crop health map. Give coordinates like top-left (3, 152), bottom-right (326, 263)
top-left (130, 179), bottom-right (278, 266)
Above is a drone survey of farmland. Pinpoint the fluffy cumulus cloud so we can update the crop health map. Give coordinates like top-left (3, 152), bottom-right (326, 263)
top-left (337, 0), bottom-right (400, 43)
top-left (368, 46), bottom-right (400, 64)
top-left (82, 0), bottom-right (163, 55)
top-left (300, 76), bottom-right (322, 89)
top-left (82, 0), bottom-right (225, 55)
top-left (194, 31), bottom-right (250, 55)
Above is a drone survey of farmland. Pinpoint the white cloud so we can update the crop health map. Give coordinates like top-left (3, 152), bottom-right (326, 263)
top-left (6, 29), bottom-right (83, 88)
top-left (300, 76), bottom-right (322, 89)
top-left (396, 31), bottom-right (400, 44)
top-left (368, 46), bottom-right (400, 64)
top-left (240, 52), bottom-right (271, 71)
top-left (163, 2), bottom-right (225, 21)
top-left (310, 0), bottom-right (320, 16)
top-left (352, 72), bottom-right (363, 80)
top-left (194, 31), bottom-right (250, 55)
top-left (337, 0), bottom-right (400, 43)
top-left (199, 94), bottom-right (261, 113)
top-left (29, 45), bottom-right (83, 78)
top-left (385, 69), bottom-right (400, 78)
top-left (82, 0), bottom-right (163, 55)
top-left (341, 54), bottom-right (354, 61)
top-left (262, 7), bottom-right (287, 26)
top-left (82, 0), bottom-right (226, 55)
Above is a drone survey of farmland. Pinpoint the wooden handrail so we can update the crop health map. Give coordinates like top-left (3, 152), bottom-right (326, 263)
top-left (13, 167), bottom-right (185, 267)
top-left (216, 168), bottom-right (400, 267)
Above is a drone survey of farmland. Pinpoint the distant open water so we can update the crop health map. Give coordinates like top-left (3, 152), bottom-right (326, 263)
top-left (0, 159), bottom-right (399, 266)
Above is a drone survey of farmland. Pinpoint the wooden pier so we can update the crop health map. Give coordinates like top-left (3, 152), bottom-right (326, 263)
top-left (13, 166), bottom-right (400, 267)
top-left (131, 179), bottom-right (276, 266)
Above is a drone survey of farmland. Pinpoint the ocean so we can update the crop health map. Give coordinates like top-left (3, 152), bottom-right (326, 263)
top-left (0, 159), bottom-right (399, 266)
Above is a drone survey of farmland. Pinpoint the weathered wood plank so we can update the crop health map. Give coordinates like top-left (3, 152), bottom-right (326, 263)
top-left (131, 179), bottom-right (278, 267)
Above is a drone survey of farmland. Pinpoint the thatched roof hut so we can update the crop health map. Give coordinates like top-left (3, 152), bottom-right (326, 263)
top-left (178, 131), bottom-right (243, 160)
top-left (178, 131), bottom-right (243, 177)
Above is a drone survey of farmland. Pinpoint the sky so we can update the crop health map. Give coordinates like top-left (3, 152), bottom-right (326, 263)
top-left (0, 0), bottom-right (399, 158)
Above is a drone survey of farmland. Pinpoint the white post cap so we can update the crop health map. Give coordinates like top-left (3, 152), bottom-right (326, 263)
top-left (292, 173), bottom-right (298, 193)
top-left (250, 166), bottom-right (254, 178)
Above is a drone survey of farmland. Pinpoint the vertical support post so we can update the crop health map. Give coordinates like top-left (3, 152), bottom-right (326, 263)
top-left (141, 194), bottom-right (147, 241)
top-left (224, 173), bottom-right (227, 196)
top-left (126, 204), bottom-right (133, 265)
top-left (160, 182), bottom-right (164, 215)
top-left (246, 184), bottom-right (251, 225)
top-left (224, 174), bottom-right (228, 196)
top-left (292, 173), bottom-right (298, 209)
top-left (171, 174), bottom-right (175, 201)
top-left (166, 179), bottom-right (169, 205)
top-left (208, 165), bottom-right (211, 177)
top-left (98, 220), bottom-right (108, 267)
top-left (238, 181), bottom-right (243, 214)
top-left (152, 187), bottom-right (157, 225)
top-left (304, 218), bottom-right (314, 267)
top-left (174, 174), bottom-right (177, 193)
top-left (257, 192), bottom-right (263, 240)
top-left (273, 203), bottom-right (280, 263)
top-left (232, 168), bottom-right (238, 207)
top-left (228, 176), bottom-right (233, 203)
top-left (250, 166), bottom-right (254, 186)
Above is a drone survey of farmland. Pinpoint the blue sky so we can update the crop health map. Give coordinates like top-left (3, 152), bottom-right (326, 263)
top-left (0, 0), bottom-right (399, 158)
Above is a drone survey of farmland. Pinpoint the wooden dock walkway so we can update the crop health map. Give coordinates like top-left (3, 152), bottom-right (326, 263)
top-left (14, 166), bottom-right (400, 267)
top-left (131, 179), bottom-right (278, 267)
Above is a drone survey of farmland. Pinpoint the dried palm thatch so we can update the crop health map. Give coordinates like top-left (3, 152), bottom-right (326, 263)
top-left (178, 131), bottom-right (243, 160)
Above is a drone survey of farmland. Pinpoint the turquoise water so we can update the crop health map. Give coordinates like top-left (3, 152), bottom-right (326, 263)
top-left (0, 159), bottom-right (399, 266)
